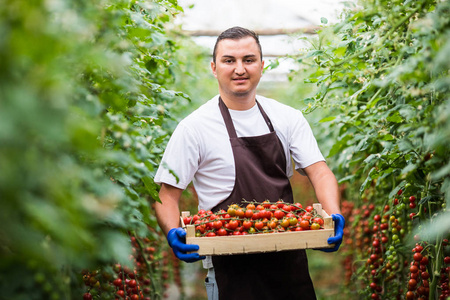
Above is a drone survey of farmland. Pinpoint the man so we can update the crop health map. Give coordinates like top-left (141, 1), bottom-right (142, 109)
top-left (154, 26), bottom-right (345, 300)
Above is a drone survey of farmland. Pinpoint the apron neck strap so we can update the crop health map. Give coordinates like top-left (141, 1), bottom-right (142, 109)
top-left (218, 97), bottom-right (274, 139)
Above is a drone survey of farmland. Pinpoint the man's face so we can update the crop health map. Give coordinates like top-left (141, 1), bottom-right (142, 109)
top-left (211, 37), bottom-right (264, 100)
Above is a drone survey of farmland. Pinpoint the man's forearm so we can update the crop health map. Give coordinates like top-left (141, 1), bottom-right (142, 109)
top-left (155, 183), bottom-right (184, 236)
top-left (304, 161), bottom-right (341, 215)
top-left (312, 171), bottom-right (341, 215)
top-left (155, 201), bottom-right (181, 236)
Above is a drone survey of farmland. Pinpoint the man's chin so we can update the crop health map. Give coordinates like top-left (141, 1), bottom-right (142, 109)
top-left (231, 90), bottom-right (251, 98)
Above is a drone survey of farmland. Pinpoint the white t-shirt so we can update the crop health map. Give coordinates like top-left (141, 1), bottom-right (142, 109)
top-left (154, 95), bottom-right (325, 210)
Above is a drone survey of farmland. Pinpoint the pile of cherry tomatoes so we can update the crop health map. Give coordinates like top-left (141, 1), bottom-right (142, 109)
top-left (182, 200), bottom-right (325, 237)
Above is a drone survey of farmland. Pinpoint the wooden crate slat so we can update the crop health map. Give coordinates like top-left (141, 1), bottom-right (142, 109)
top-left (187, 229), bottom-right (334, 256)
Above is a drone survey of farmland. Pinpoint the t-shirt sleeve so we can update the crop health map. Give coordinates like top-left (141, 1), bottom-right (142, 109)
top-left (154, 123), bottom-right (199, 189)
top-left (289, 110), bottom-right (325, 174)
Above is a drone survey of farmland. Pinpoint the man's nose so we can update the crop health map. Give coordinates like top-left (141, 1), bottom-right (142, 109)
top-left (234, 61), bottom-right (245, 74)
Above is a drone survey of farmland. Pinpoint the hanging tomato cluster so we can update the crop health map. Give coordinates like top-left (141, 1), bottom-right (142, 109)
top-left (340, 186), bottom-right (450, 300)
top-left (81, 231), bottom-right (181, 300)
top-left (183, 200), bottom-right (326, 237)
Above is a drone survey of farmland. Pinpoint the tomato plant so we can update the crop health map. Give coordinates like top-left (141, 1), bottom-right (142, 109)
top-left (0, 0), bottom-right (213, 299)
top-left (284, 0), bottom-right (450, 298)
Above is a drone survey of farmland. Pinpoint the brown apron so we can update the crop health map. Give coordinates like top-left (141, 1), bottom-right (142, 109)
top-left (211, 97), bottom-right (316, 300)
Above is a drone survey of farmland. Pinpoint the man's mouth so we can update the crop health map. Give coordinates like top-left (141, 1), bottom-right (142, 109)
top-left (233, 77), bottom-right (248, 82)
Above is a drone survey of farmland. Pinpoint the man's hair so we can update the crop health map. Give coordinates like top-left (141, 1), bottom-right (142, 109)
top-left (212, 26), bottom-right (262, 63)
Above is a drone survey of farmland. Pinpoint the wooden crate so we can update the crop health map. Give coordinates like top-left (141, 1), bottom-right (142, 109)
top-left (182, 203), bottom-right (335, 256)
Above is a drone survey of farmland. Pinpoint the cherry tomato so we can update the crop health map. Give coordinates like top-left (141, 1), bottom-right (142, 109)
top-left (228, 220), bottom-right (239, 230)
top-left (246, 203), bottom-right (256, 210)
top-left (116, 290), bottom-right (125, 298)
top-left (268, 220), bottom-right (278, 229)
top-left (113, 278), bottom-right (123, 287)
top-left (127, 279), bottom-right (137, 288)
top-left (274, 210), bottom-right (285, 220)
top-left (312, 217), bottom-right (324, 226)
top-left (280, 218), bottom-right (290, 228)
top-left (259, 209), bottom-right (267, 218)
top-left (213, 220), bottom-right (223, 230)
top-left (244, 209), bottom-right (253, 218)
top-left (408, 278), bottom-right (417, 289)
top-left (310, 223), bottom-right (320, 230)
top-left (235, 209), bottom-right (245, 218)
top-left (303, 213), bottom-right (312, 221)
top-left (410, 265), bottom-right (419, 273)
top-left (227, 207), bottom-right (236, 216)
top-left (83, 293), bottom-right (93, 300)
top-left (300, 219), bottom-right (310, 229)
top-left (413, 252), bottom-right (423, 262)
top-left (196, 224), bottom-right (206, 234)
top-left (130, 295), bottom-right (139, 300)
top-left (292, 203), bottom-right (303, 210)
top-left (289, 217), bottom-right (298, 226)
top-left (243, 220), bottom-right (252, 229)
top-left (255, 221), bottom-right (264, 230)
top-left (282, 204), bottom-right (291, 212)
top-left (276, 200), bottom-right (285, 208)
top-left (217, 228), bottom-right (227, 236)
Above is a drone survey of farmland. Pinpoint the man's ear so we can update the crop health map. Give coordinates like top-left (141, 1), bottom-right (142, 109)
top-left (211, 61), bottom-right (217, 78)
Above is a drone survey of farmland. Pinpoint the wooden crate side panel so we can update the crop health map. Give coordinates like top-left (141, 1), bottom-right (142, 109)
top-left (187, 229), bottom-right (334, 256)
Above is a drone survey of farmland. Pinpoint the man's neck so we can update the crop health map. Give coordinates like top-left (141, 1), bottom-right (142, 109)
top-left (220, 93), bottom-right (256, 111)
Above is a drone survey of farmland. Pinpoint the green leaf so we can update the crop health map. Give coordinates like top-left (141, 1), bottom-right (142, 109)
top-left (304, 50), bottom-right (324, 59)
top-left (360, 167), bottom-right (377, 194)
top-left (329, 81), bottom-right (348, 89)
top-left (381, 134), bottom-right (395, 141)
top-left (386, 111), bottom-right (403, 123)
top-left (338, 174), bottom-right (356, 183)
top-left (319, 116), bottom-right (336, 123)
top-left (327, 135), bottom-right (352, 157)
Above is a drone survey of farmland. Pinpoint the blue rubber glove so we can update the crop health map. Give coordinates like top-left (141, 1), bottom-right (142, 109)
top-left (320, 214), bottom-right (345, 252)
top-left (167, 228), bottom-right (205, 262)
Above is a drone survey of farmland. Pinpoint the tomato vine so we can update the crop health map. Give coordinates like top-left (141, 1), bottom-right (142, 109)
top-left (289, 0), bottom-right (450, 298)
top-left (0, 0), bottom-right (201, 299)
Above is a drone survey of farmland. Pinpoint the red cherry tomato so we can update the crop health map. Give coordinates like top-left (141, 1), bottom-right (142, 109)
top-left (300, 219), bottom-right (310, 229)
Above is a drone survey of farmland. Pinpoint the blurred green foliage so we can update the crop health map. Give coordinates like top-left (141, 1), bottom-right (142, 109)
top-left (0, 0), bottom-right (214, 298)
